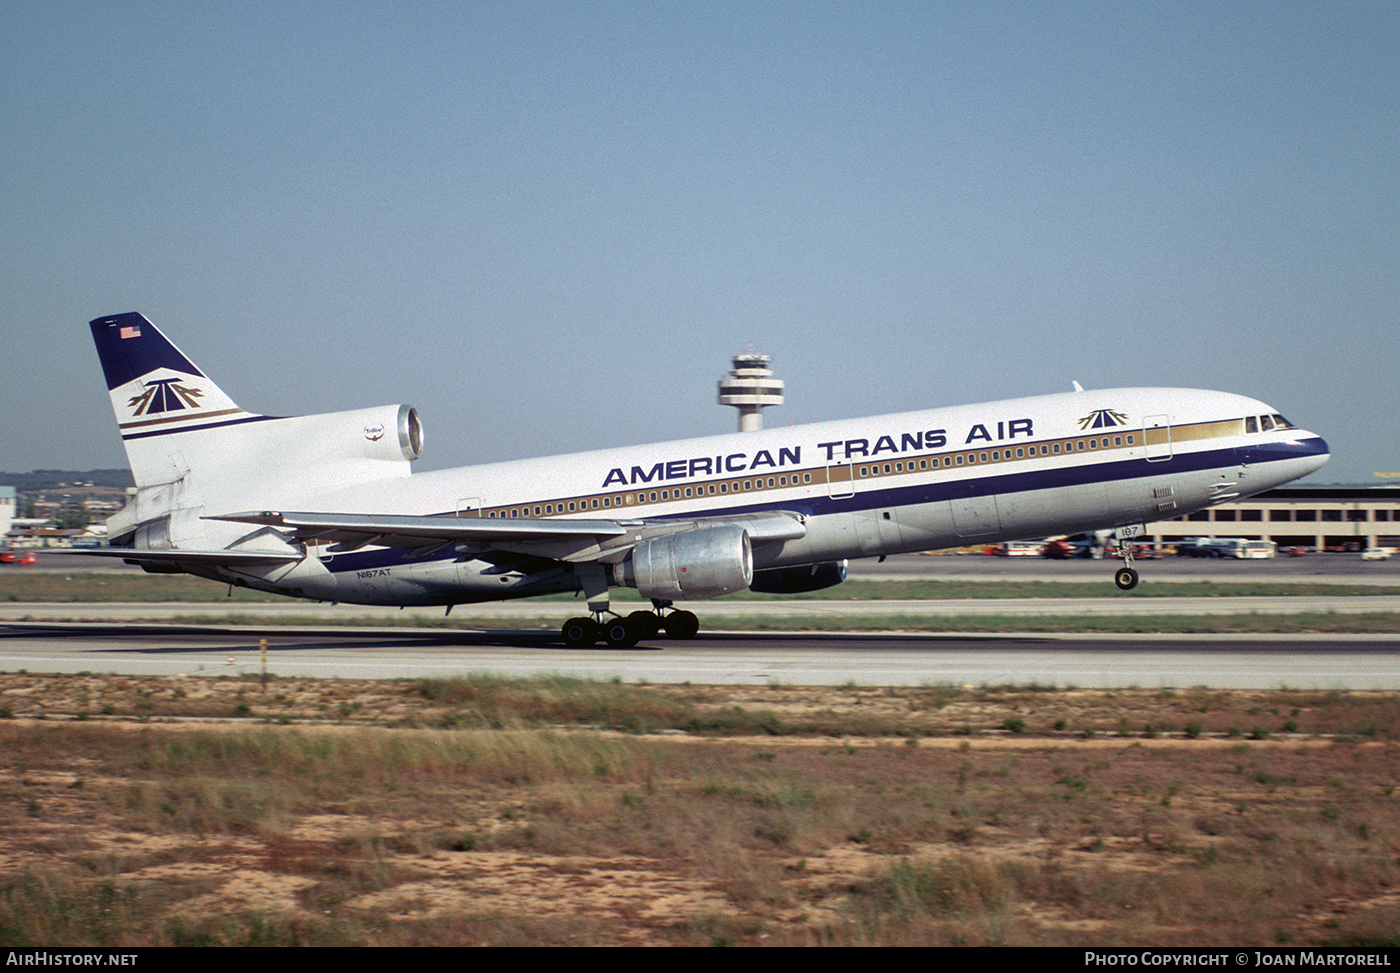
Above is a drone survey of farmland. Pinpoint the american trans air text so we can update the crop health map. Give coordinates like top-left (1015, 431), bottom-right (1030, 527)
top-left (601, 419), bottom-right (1036, 488)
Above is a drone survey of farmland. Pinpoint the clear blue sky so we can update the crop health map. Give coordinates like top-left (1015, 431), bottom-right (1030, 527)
top-left (3, 1), bottom-right (1395, 483)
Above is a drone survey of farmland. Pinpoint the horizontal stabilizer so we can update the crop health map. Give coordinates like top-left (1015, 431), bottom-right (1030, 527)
top-left (45, 547), bottom-right (301, 565)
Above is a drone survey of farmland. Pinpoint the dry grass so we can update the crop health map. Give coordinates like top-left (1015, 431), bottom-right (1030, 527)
top-left (1, 674), bottom-right (1398, 946)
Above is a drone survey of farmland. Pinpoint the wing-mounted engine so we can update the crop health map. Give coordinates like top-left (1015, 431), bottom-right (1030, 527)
top-left (613, 524), bottom-right (753, 600)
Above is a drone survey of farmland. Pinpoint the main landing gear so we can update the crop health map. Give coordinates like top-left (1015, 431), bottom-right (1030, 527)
top-left (561, 601), bottom-right (699, 648)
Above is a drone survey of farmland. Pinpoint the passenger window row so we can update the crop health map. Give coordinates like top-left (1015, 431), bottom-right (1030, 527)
top-left (470, 430), bottom-right (1144, 520)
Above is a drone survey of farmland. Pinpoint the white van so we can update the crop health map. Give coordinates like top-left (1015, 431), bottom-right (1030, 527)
top-left (1236, 541), bottom-right (1277, 559)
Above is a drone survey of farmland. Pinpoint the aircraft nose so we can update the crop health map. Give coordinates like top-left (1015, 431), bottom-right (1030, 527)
top-left (1301, 433), bottom-right (1328, 457)
top-left (1293, 433), bottom-right (1330, 472)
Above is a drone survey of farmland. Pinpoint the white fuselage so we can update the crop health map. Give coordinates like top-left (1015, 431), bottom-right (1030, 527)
top-left (174, 386), bottom-right (1328, 606)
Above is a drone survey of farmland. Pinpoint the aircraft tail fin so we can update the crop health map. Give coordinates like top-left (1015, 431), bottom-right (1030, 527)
top-left (90, 313), bottom-right (420, 518)
top-left (89, 313), bottom-right (265, 489)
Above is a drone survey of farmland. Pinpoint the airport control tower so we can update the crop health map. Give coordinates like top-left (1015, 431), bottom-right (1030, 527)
top-left (717, 349), bottom-right (784, 432)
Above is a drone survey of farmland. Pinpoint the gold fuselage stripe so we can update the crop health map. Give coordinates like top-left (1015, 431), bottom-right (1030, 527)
top-left (455, 417), bottom-right (1249, 521)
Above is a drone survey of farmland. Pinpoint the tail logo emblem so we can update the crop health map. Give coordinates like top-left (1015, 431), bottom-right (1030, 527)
top-left (128, 377), bottom-right (205, 416)
top-left (1078, 408), bottom-right (1127, 430)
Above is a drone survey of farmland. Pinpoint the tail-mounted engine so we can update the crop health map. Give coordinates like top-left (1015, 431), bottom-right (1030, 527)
top-left (287, 403), bottom-right (422, 473)
top-left (336, 403), bottom-right (422, 462)
top-left (613, 524), bottom-right (753, 600)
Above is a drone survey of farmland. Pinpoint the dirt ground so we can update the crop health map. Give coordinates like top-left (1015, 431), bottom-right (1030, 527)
top-left (2, 673), bottom-right (1398, 946)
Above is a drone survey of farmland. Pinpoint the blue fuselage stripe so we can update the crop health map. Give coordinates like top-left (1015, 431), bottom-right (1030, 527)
top-left (316, 439), bottom-right (1323, 575)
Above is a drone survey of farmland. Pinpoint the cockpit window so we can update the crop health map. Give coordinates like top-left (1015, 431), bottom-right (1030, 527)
top-left (1249, 413), bottom-right (1296, 433)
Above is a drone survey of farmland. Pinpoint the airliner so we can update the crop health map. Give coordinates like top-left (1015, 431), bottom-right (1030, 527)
top-left (78, 312), bottom-right (1329, 647)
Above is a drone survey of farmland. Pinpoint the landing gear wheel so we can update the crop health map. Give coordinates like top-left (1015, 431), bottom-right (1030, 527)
top-left (1114, 567), bottom-right (1139, 591)
top-left (663, 609), bottom-right (700, 640)
top-left (627, 610), bottom-right (660, 640)
top-left (562, 616), bottom-right (599, 647)
top-left (603, 616), bottom-right (643, 648)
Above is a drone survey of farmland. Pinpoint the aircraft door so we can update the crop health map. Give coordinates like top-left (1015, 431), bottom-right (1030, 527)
top-left (1144, 416), bottom-right (1172, 462)
top-left (825, 461), bottom-right (855, 500)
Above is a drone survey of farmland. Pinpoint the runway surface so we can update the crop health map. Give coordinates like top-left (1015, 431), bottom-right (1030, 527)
top-left (3, 593), bottom-right (1399, 625)
top-left (3, 553), bottom-right (1397, 687)
top-left (2, 622), bottom-right (1397, 688)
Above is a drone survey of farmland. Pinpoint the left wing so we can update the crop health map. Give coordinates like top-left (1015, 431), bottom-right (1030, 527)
top-left (208, 509), bottom-right (807, 563)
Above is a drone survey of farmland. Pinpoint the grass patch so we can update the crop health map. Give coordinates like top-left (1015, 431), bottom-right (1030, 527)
top-left (1, 677), bottom-right (1399, 945)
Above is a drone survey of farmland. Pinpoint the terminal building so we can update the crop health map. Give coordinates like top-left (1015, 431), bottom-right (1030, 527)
top-left (1147, 487), bottom-right (1400, 552)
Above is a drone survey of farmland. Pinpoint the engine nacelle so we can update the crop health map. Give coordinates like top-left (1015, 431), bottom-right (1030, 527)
top-left (614, 525), bottom-right (753, 600)
top-left (749, 560), bottom-right (848, 594)
top-left (320, 403), bottom-right (422, 463)
top-left (278, 402), bottom-right (424, 464)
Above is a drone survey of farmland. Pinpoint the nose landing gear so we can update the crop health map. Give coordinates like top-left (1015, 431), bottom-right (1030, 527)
top-left (1112, 524), bottom-right (1142, 590)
